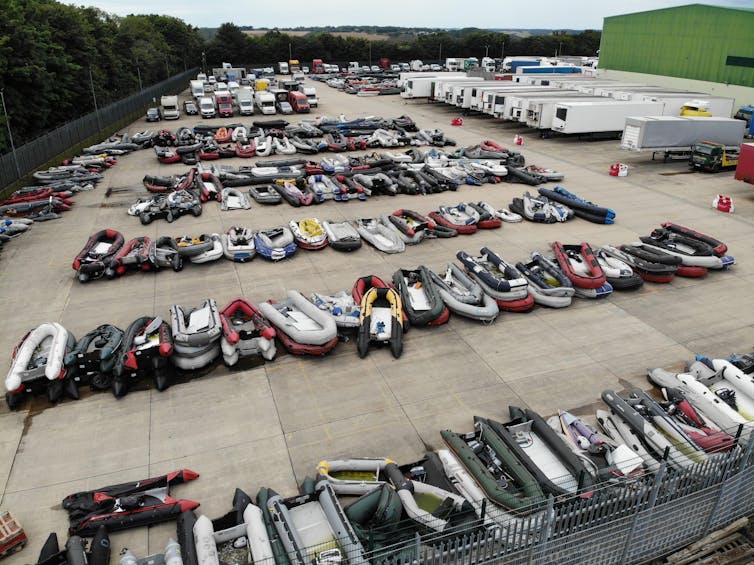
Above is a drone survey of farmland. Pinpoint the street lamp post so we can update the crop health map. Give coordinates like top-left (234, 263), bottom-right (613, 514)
top-left (89, 67), bottom-right (102, 131)
top-left (288, 42), bottom-right (292, 61)
top-left (202, 51), bottom-right (206, 75)
top-left (369, 42), bottom-right (372, 67)
top-left (136, 64), bottom-right (143, 92)
top-left (485, 45), bottom-right (489, 58)
top-left (0, 89), bottom-right (21, 179)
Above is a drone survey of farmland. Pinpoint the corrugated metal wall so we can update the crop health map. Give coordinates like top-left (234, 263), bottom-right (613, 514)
top-left (599, 4), bottom-right (754, 88)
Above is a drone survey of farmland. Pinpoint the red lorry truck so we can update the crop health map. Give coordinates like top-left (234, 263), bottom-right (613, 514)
top-left (312, 59), bottom-right (325, 74)
top-left (215, 93), bottom-right (234, 117)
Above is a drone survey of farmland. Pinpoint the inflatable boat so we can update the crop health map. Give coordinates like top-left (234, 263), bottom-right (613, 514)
top-left (428, 264), bottom-right (499, 322)
top-left (170, 299), bottom-right (222, 370)
top-left (220, 188), bottom-right (251, 210)
top-left (254, 226), bottom-right (297, 261)
top-left (691, 357), bottom-right (754, 421)
top-left (357, 287), bottom-right (404, 358)
top-left (596, 408), bottom-right (661, 475)
top-left (64, 324), bottom-right (123, 392)
top-left (260, 290), bottom-right (338, 355)
top-left (551, 242), bottom-right (606, 289)
top-left (441, 426), bottom-right (545, 512)
top-left (600, 245), bottom-right (676, 284)
top-left (515, 252), bottom-right (574, 308)
top-left (509, 192), bottom-right (572, 223)
top-left (392, 267), bottom-right (450, 326)
top-left (113, 316), bottom-right (173, 397)
top-left (475, 200), bottom-right (523, 223)
top-left (428, 204), bottom-right (479, 235)
top-left (639, 228), bottom-right (734, 270)
top-left (182, 489), bottom-right (273, 565)
top-left (481, 409), bottom-right (595, 497)
top-left (538, 186), bottom-right (615, 224)
top-left (322, 220), bottom-right (361, 252)
top-left (72, 229), bottom-right (125, 282)
top-left (35, 526), bottom-right (110, 565)
top-left (311, 291), bottom-right (361, 329)
top-left (462, 202), bottom-right (502, 229)
top-left (248, 185), bottom-right (282, 205)
top-left (524, 164), bottom-right (564, 182)
top-left (275, 180), bottom-right (315, 207)
top-left (289, 218), bottom-right (328, 250)
top-left (660, 222), bottom-right (727, 257)
top-left (221, 226), bottom-right (256, 262)
top-left (388, 209), bottom-right (435, 244)
top-left (601, 390), bottom-right (696, 471)
top-left (220, 298), bottom-right (276, 364)
top-left (63, 469), bottom-right (200, 536)
top-left (107, 237), bottom-right (152, 278)
top-left (150, 236), bottom-right (183, 272)
top-left (457, 248), bottom-right (531, 310)
top-left (187, 234), bottom-right (223, 264)
top-left (5, 323), bottom-right (76, 409)
top-left (264, 479), bottom-right (367, 565)
top-left (307, 174), bottom-right (340, 202)
top-left (595, 248), bottom-right (644, 290)
top-left (197, 172), bottom-right (223, 203)
top-left (353, 217), bottom-right (405, 254)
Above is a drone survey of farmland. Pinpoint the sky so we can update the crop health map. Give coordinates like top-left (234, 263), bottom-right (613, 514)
top-left (63, 0), bottom-right (754, 29)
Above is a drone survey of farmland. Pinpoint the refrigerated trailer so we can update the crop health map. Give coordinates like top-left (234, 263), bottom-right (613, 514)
top-left (398, 72), bottom-right (466, 94)
top-left (639, 94), bottom-right (735, 117)
top-left (524, 95), bottom-right (607, 128)
top-left (550, 100), bottom-right (666, 134)
top-left (505, 90), bottom-right (583, 121)
top-left (482, 87), bottom-right (565, 117)
top-left (450, 81), bottom-right (501, 107)
top-left (621, 116), bottom-right (745, 153)
top-left (489, 88), bottom-right (568, 119)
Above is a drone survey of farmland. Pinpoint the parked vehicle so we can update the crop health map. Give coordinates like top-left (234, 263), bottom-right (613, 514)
top-left (145, 107), bottom-right (161, 122)
top-left (445, 58), bottom-right (463, 71)
top-left (298, 84), bottom-right (318, 107)
top-left (621, 116), bottom-right (745, 154)
top-left (410, 60), bottom-right (424, 71)
top-left (690, 141), bottom-right (740, 172)
top-left (370, 65), bottom-right (380, 72)
top-left (735, 142), bottom-right (754, 183)
top-left (390, 64), bottom-right (401, 72)
top-left (289, 91), bottom-right (310, 113)
top-left (255, 90), bottom-right (276, 115)
top-left (288, 59), bottom-right (301, 73)
top-left (292, 72), bottom-right (305, 82)
top-left (278, 62), bottom-right (289, 74)
top-left (184, 100), bottom-right (198, 115)
top-left (551, 100), bottom-right (666, 135)
top-left (270, 88), bottom-right (292, 114)
top-left (236, 89), bottom-right (254, 115)
top-left (197, 72), bottom-right (207, 82)
top-left (379, 57), bottom-right (390, 69)
top-left (216, 93), bottom-right (233, 117)
top-left (227, 81), bottom-right (240, 97)
top-left (190, 79), bottom-right (204, 100)
top-left (160, 95), bottom-right (179, 120)
top-left (312, 59), bottom-right (325, 74)
top-left (199, 96), bottom-right (216, 118)
top-left (430, 63), bottom-right (442, 71)
top-left (348, 62), bottom-right (360, 73)
top-left (215, 82), bottom-right (230, 95)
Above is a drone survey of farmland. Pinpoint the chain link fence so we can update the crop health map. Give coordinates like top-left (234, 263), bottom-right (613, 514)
top-left (0, 68), bottom-right (199, 193)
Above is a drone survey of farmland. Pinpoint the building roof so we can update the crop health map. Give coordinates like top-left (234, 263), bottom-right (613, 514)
top-left (605, 3), bottom-right (754, 22)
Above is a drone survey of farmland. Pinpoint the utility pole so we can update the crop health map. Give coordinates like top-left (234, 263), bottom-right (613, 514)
top-left (135, 62), bottom-right (143, 92)
top-left (369, 42), bottom-right (372, 67)
top-left (89, 67), bottom-right (102, 131)
top-left (439, 42), bottom-right (442, 62)
top-left (288, 42), bottom-right (292, 61)
top-left (0, 89), bottom-right (21, 179)
top-left (501, 41), bottom-right (505, 59)
top-left (485, 45), bottom-right (489, 58)
top-left (202, 51), bottom-right (206, 75)
top-left (165, 57), bottom-right (170, 78)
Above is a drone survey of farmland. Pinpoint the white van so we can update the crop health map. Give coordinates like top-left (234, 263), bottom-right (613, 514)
top-left (199, 96), bottom-right (216, 118)
top-left (254, 91), bottom-right (276, 115)
top-left (227, 81), bottom-right (240, 97)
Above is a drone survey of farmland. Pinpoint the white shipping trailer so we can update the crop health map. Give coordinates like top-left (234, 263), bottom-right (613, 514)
top-left (525, 95), bottom-right (607, 128)
top-left (551, 100), bottom-right (666, 134)
top-left (483, 87), bottom-right (564, 117)
top-left (621, 116), bottom-right (745, 152)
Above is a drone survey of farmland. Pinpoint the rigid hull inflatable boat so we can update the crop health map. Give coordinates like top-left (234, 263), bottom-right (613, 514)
top-left (170, 299), bottom-right (222, 370)
top-left (357, 287), bottom-right (404, 358)
top-left (392, 267), bottom-right (449, 326)
top-left (220, 298), bottom-right (277, 364)
top-left (259, 290), bottom-right (338, 355)
top-left (428, 264), bottom-right (499, 322)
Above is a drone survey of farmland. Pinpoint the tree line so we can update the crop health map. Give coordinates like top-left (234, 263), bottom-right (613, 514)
top-left (0, 0), bottom-right (203, 151)
top-left (206, 24), bottom-right (600, 68)
top-left (0, 0), bottom-right (600, 153)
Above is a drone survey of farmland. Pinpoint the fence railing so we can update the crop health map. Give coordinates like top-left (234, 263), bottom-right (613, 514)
top-left (0, 68), bottom-right (199, 193)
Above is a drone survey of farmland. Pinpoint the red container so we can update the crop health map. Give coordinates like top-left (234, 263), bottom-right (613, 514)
top-left (734, 142), bottom-right (754, 184)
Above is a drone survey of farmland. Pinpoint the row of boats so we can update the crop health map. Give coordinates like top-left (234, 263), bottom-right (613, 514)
top-left (11, 222), bottom-right (733, 409)
top-left (33, 350), bottom-right (754, 565)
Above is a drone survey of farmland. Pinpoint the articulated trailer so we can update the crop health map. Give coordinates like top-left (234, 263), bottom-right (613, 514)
top-left (621, 116), bottom-right (745, 161)
top-left (483, 87), bottom-right (567, 118)
top-left (524, 94), bottom-right (608, 129)
top-left (400, 74), bottom-right (473, 99)
top-left (551, 100), bottom-right (666, 135)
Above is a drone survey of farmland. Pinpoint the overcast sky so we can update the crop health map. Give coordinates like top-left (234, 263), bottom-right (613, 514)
top-left (64, 0), bottom-right (752, 29)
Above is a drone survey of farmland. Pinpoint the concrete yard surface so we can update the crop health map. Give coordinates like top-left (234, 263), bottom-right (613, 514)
top-left (1, 79), bottom-right (753, 563)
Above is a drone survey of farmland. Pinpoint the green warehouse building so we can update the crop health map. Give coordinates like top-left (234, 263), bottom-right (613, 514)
top-left (598, 4), bottom-right (754, 112)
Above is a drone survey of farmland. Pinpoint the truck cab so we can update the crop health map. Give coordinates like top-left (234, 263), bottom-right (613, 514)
top-left (690, 141), bottom-right (740, 172)
top-left (289, 91), bottom-right (310, 113)
top-left (278, 61), bottom-right (289, 74)
top-left (255, 91), bottom-right (276, 114)
top-left (312, 59), bottom-right (325, 74)
top-left (681, 100), bottom-right (712, 117)
top-left (215, 93), bottom-right (233, 117)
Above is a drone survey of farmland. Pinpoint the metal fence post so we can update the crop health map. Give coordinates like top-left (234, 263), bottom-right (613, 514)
top-left (414, 531), bottom-right (422, 565)
top-left (619, 460), bottom-right (667, 564)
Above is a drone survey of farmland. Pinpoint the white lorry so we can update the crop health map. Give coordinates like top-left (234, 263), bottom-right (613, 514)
top-left (190, 80), bottom-right (204, 100)
top-left (236, 89), bottom-right (254, 115)
top-left (551, 100), bottom-right (666, 134)
top-left (621, 116), bottom-right (746, 153)
top-left (278, 62), bottom-right (289, 74)
top-left (525, 95), bottom-right (606, 129)
top-left (444, 58), bottom-right (463, 72)
top-left (160, 95), bottom-right (179, 120)
top-left (255, 90), bottom-right (276, 115)
top-left (297, 84), bottom-right (318, 107)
